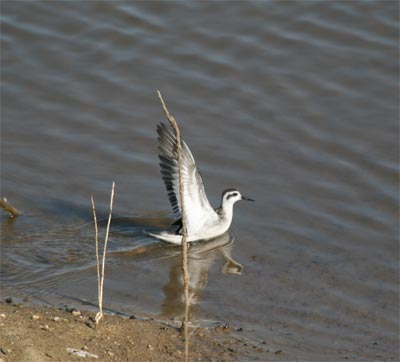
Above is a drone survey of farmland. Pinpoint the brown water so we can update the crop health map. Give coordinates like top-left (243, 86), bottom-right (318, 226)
top-left (1, 1), bottom-right (398, 360)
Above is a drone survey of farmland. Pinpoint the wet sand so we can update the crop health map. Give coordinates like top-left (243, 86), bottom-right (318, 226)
top-left (0, 300), bottom-right (274, 362)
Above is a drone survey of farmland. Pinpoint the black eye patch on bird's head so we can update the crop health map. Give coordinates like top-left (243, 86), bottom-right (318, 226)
top-left (222, 188), bottom-right (240, 201)
top-left (223, 188), bottom-right (237, 195)
top-left (227, 192), bottom-right (239, 200)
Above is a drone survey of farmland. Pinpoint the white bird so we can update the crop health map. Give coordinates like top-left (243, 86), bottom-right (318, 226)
top-left (150, 123), bottom-right (254, 244)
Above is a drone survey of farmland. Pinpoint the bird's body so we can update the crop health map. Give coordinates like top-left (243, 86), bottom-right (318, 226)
top-left (150, 123), bottom-right (253, 244)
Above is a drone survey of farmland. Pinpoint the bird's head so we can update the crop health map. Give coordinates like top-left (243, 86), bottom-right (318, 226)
top-left (222, 188), bottom-right (254, 206)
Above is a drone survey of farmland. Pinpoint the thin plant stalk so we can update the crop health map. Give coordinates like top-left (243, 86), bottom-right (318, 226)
top-left (91, 181), bottom-right (115, 325)
top-left (157, 90), bottom-right (190, 362)
top-left (91, 195), bottom-right (101, 316)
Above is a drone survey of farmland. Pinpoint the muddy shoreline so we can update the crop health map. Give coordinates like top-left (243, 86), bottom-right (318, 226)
top-left (0, 299), bottom-right (275, 362)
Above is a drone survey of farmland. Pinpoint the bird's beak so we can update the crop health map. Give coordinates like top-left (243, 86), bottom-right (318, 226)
top-left (241, 196), bottom-right (255, 202)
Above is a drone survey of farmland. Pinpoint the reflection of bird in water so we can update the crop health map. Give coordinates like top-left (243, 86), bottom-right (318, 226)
top-left (161, 232), bottom-right (243, 320)
top-left (150, 123), bottom-right (254, 243)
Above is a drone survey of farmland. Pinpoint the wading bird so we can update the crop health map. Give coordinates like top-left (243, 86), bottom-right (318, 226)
top-left (150, 123), bottom-right (254, 244)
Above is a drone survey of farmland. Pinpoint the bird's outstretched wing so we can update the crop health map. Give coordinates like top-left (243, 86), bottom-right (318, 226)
top-left (157, 123), bottom-right (217, 234)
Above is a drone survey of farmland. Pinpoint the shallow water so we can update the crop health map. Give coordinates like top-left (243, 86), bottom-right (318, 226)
top-left (1, 1), bottom-right (398, 360)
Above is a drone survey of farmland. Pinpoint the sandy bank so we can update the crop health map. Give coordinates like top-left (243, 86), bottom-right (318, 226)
top-left (0, 300), bottom-right (273, 361)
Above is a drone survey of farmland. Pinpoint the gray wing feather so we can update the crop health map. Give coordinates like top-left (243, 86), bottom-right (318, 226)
top-left (157, 123), bottom-right (215, 229)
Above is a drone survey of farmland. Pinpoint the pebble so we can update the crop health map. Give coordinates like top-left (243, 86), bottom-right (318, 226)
top-left (52, 316), bottom-right (60, 322)
top-left (0, 314), bottom-right (5, 318)
top-left (66, 348), bottom-right (98, 359)
top-left (72, 310), bottom-right (81, 317)
top-left (32, 315), bottom-right (40, 320)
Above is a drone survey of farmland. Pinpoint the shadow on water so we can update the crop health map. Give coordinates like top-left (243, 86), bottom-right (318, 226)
top-left (3, 213), bottom-right (243, 323)
top-left (161, 232), bottom-right (242, 321)
top-left (110, 222), bottom-right (243, 321)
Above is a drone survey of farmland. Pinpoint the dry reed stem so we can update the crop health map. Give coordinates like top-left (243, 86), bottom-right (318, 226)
top-left (0, 197), bottom-right (20, 218)
top-left (90, 195), bottom-right (101, 316)
top-left (157, 90), bottom-right (190, 362)
top-left (91, 181), bottom-right (115, 325)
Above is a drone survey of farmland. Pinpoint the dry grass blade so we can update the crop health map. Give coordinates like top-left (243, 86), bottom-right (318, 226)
top-left (91, 195), bottom-right (101, 318)
top-left (157, 90), bottom-right (190, 362)
top-left (91, 182), bottom-right (116, 325)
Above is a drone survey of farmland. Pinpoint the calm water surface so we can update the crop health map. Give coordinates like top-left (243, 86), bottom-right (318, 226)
top-left (1, 1), bottom-right (398, 361)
